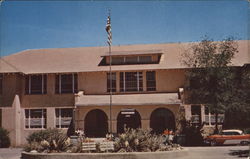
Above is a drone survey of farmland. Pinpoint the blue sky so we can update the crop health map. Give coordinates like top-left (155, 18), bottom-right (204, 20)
top-left (0, 0), bottom-right (248, 56)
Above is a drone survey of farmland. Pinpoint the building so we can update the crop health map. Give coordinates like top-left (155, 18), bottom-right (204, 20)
top-left (0, 40), bottom-right (249, 146)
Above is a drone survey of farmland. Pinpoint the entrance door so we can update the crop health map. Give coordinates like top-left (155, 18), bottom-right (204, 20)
top-left (117, 109), bottom-right (141, 134)
top-left (150, 108), bottom-right (175, 134)
top-left (84, 109), bottom-right (108, 137)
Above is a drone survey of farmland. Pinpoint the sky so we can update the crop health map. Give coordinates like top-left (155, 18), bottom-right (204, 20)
top-left (0, 0), bottom-right (249, 56)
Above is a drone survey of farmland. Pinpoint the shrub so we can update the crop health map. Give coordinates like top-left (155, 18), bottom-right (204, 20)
top-left (243, 128), bottom-right (250, 134)
top-left (181, 121), bottom-right (204, 146)
top-left (24, 128), bottom-right (71, 153)
top-left (0, 127), bottom-right (10, 148)
top-left (114, 128), bottom-right (179, 152)
top-left (26, 128), bottom-right (61, 144)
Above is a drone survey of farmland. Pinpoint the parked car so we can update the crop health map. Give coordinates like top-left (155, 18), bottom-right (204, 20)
top-left (204, 129), bottom-right (250, 146)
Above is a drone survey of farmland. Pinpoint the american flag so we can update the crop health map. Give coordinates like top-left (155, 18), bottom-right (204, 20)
top-left (106, 15), bottom-right (112, 46)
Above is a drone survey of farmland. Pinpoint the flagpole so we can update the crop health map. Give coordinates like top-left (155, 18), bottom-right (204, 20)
top-left (107, 9), bottom-right (112, 134)
top-left (109, 39), bottom-right (112, 134)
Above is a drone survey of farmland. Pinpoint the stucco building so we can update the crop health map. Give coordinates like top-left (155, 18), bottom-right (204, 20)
top-left (0, 40), bottom-right (249, 146)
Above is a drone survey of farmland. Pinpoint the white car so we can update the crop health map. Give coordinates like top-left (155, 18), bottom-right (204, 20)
top-left (204, 129), bottom-right (250, 146)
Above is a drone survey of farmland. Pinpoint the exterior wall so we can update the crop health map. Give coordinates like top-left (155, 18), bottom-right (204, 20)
top-left (21, 74), bottom-right (75, 108)
top-left (1, 105), bottom-right (69, 146)
top-left (78, 72), bottom-right (107, 95)
top-left (77, 69), bottom-right (185, 95)
top-left (0, 74), bottom-right (23, 107)
top-left (1, 74), bottom-right (75, 146)
top-left (0, 69), bottom-right (185, 146)
top-left (75, 104), bottom-right (180, 134)
top-left (156, 69), bottom-right (185, 93)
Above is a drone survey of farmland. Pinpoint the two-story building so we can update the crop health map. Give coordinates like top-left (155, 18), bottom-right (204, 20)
top-left (0, 40), bottom-right (249, 146)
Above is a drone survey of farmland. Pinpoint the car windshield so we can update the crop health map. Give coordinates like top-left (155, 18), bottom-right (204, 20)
top-left (220, 131), bottom-right (241, 135)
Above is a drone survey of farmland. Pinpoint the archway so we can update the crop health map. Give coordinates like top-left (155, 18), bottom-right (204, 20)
top-left (150, 108), bottom-right (175, 134)
top-left (84, 109), bottom-right (108, 137)
top-left (117, 109), bottom-right (141, 134)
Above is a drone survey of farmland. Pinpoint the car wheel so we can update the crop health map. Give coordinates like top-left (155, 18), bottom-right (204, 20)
top-left (210, 140), bottom-right (217, 146)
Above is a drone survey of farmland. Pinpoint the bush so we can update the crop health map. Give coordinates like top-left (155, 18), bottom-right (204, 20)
top-left (24, 128), bottom-right (71, 153)
top-left (0, 127), bottom-right (10, 148)
top-left (181, 121), bottom-right (204, 146)
top-left (26, 128), bottom-right (61, 144)
top-left (114, 128), bottom-right (181, 152)
top-left (243, 128), bottom-right (250, 134)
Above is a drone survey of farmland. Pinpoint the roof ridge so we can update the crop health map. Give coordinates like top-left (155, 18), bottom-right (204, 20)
top-left (0, 57), bottom-right (22, 73)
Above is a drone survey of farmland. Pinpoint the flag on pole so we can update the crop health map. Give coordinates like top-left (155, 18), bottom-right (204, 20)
top-left (106, 15), bottom-right (112, 46)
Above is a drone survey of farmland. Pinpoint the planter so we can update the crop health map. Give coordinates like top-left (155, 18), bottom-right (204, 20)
top-left (22, 149), bottom-right (188, 159)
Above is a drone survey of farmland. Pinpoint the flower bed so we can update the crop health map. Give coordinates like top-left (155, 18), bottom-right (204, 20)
top-left (23, 128), bottom-right (182, 154)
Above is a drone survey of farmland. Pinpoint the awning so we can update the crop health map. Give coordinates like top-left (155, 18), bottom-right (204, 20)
top-left (75, 93), bottom-right (181, 107)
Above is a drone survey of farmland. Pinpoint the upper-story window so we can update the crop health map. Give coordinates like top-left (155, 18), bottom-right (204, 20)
top-left (146, 71), bottom-right (156, 91)
top-left (120, 72), bottom-right (143, 92)
top-left (25, 75), bottom-right (47, 94)
top-left (0, 74), bottom-right (3, 95)
top-left (110, 55), bottom-right (153, 65)
top-left (107, 72), bottom-right (116, 92)
top-left (55, 74), bottom-right (78, 94)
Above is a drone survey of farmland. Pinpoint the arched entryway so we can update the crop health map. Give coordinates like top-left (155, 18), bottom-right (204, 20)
top-left (150, 108), bottom-right (175, 134)
top-left (84, 109), bottom-right (108, 137)
top-left (117, 109), bottom-right (141, 134)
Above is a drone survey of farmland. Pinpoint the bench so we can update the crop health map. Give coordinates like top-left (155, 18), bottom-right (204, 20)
top-left (99, 141), bottom-right (114, 151)
top-left (82, 142), bottom-right (96, 151)
top-left (82, 141), bottom-right (115, 152)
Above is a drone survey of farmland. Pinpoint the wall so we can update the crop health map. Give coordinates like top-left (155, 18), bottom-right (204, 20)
top-left (78, 72), bottom-right (107, 95)
top-left (21, 74), bottom-right (75, 108)
top-left (156, 69), bottom-right (185, 93)
top-left (75, 104), bottom-right (180, 134)
top-left (77, 69), bottom-right (185, 95)
top-left (0, 69), bottom-right (185, 146)
top-left (0, 74), bottom-right (23, 107)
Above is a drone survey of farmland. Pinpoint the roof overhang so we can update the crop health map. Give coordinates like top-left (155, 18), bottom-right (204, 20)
top-left (75, 93), bottom-right (181, 107)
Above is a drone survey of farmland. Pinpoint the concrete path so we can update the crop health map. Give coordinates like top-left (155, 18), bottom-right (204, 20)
top-left (0, 148), bottom-right (22, 159)
top-left (183, 146), bottom-right (250, 159)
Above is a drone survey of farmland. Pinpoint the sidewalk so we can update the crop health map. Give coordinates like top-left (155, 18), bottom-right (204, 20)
top-left (0, 148), bottom-right (22, 159)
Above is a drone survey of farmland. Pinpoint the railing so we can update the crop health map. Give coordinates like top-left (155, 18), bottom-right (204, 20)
top-left (56, 117), bottom-right (72, 127)
top-left (191, 115), bottom-right (200, 124)
top-left (25, 118), bottom-right (45, 128)
top-left (205, 114), bottom-right (224, 125)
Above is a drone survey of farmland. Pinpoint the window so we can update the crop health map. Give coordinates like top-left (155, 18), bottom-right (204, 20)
top-left (146, 71), bottom-right (156, 91)
top-left (0, 74), bottom-right (3, 95)
top-left (111, 57), bottom-right (124, 65)
top-left (55, 74), bottom-right (78, 94)
top-left (109, 55), bottom-right (154, 65)
top-left (25, 75), bottom-right (47, 94)
top-left (120, 72), bottom-right (143, 92)
top-left (126, 56), bottom-right (138, 64)
top-left (56, 108), bottom-right (73, 128)
top-left (191, 105), bottom-right (201, 125)
top-left (25, 109), bottom-right (46, 129)
top-left (107, 72), bottom-right (116, 92)
top-left (139, 56), bottom-right (152, 64)
top-left (205, 106), bottom-right (224, 125)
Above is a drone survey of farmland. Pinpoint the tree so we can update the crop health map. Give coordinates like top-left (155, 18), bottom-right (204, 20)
top-left (182, 37), bottom-right (238, 133)
top-left (223, 64), bottom-right (250, 129)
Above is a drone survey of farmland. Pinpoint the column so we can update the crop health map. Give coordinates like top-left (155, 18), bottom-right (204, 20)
top-left (47, 107), bottom-right (55, 128)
